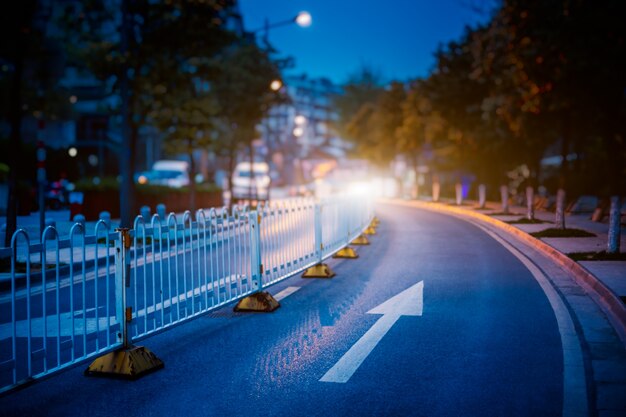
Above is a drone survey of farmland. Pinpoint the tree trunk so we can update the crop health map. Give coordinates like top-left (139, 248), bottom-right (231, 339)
top-left (526, 186), bottom-right (535, 220)
top-left (249, 141), bottom-right (255, 205)
top-left (432, 174), bottom-right (440, 202)
top-left (500, 185), bottom-right (509, 214)
top-left (226, 144), bottom-right (236, 208)
top-left (118, 0), bottom-right (133, 228)
top-left (607, 196), bottom-right (621, 254)
top-left (555, 189), bottom-right (566, 229)
top-left (478, 184), bottom-right (487, 209)
top-left (555, 113), bottom-right (570, 230)
top-left (188, 147), bottom-right (196, 212)
top-left (455, 182), bottom-right (462, 205)
top-left (4, 8), bottom-right (28, 247)
top-left (412, 152), bottom-right (419, 200)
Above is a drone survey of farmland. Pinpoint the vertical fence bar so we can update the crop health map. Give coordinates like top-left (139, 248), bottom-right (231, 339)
top-left (115, 228), bottom-right (131, 349)
top-left (248, 211), bottom-right (263, 292)
top-left (315, 203), bottom-right (323, 264)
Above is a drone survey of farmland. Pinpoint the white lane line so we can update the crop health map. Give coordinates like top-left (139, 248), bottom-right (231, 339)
top-left (467, 219), bottom-right (589, 417)
top-left (274, 286), bottom-right (301, 302)
top-left (320, 281), bottom-right (424, 383)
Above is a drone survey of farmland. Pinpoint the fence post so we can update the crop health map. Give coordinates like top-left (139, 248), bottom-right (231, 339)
top-left (233, 211), bottom-right (280, 312)
top-left (302, 202), bottom-right (336, 278)
top-left (332, 198), bottom-right (359, 259)
top-left (349, 197), bottom-right (370, 246)
top-left (116, 228), bottom-right (131, 348)
top-left (315, 203), bottom-right (323, 265)
top-left (249, 211), bottom-right (263, 292)
top-left (84, 228), bottom-right (164, 379)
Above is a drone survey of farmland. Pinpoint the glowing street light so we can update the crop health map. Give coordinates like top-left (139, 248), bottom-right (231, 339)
top-left (68, 147), bottom-right (78, 157)
top-left (251, 11), bottom-right (313, 47)
top-left (294, 115), bottom-right (307, 125)
top-left (295, 11), bottom-right (312, 28)
top-left (270, 79), bottom-right (283, 91)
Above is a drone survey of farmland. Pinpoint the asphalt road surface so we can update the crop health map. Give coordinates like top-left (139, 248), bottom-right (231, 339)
top-left (0, 203), bottom-right (566, 416)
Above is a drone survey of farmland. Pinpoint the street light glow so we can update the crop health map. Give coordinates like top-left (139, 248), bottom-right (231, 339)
top-left (293, 127), bottom-right (304, 137)
top-left (270, 79), bottom-right (282, 91)
top-left (68, 147), bottom-right (78, 157)
top-left (294, 115), bottom-right (307, 125)
top-left (295, 11), bottom-right (312, 28)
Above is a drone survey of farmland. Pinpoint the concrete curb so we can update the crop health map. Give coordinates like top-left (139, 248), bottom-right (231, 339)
top-left (381, 198), bottom-right (626, 349)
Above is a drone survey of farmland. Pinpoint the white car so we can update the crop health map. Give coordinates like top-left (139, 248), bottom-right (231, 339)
top-left (136, 160), bottom-right (190, 188)
top-left (231, 162), bottom-right (271, 202)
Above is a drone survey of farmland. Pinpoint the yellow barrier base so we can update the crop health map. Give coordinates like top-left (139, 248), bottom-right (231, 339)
top-left (333, 247), bottom-right (359, 259)
top-left (363, 226), bottom-right (377, 235)
top-left (84, 345), bottom-right (164, 380)
top-left (351, 235), bottom-right (370, 245)
top-left (234, 291), bottom-right (280, 312)
top-left (302, 263), bottom-right (336, 278)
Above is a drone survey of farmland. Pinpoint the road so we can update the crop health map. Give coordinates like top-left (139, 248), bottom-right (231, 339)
top-left (0, 203), bottom-right (569, 416)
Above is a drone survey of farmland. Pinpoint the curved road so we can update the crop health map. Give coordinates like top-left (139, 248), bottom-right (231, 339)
top-left (0, 203), bottom-right (570, 416)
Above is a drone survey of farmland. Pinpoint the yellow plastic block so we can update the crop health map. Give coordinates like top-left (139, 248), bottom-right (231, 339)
top-left (234, 291), bottom-right (280, 312)
top-left (302, 263), bottom-right (336, 278)
top-left (84, 346), bottom-right (164, 380)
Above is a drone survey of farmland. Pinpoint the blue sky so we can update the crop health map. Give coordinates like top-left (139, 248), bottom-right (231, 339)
top-left (238, 0), bottom-right (492, 85)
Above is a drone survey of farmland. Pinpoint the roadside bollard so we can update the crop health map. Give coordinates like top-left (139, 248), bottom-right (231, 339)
top-left (99, 211), bottom-right (111, 229)
top-left (73, 214), bottom-right (86, 228)
top-left (140, 205), bottom-right (151, 219)
top-left (156, 203), bottom-right (166, 219)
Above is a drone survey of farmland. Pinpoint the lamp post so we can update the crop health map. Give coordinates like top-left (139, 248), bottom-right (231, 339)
top-left (245, 12), bottom-right (311, 203)
top-left (250, 11), bottom-right (312, 49)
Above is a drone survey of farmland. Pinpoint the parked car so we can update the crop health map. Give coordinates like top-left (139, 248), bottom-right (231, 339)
top-left (231, 162), bottom-right (271, 202)
top-left (136, 160), bottom-right (190, 188)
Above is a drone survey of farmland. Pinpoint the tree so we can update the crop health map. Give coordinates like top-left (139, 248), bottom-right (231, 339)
top-left (396, 81), bottom-right (444, 198)
top-left (56, 0), bottom-right (237, 223)
top-left (210, 43), bottom-right (285, 205)
top-left (0, 1), bottom-right (71, 246)
top-left (332, 66), bottom-right (384, 148)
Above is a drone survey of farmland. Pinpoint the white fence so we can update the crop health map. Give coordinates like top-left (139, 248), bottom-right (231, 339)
top-left (0, 194), bottom-right (373, 393)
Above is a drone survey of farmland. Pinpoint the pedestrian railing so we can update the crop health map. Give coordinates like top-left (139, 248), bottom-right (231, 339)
top-left (0, 193), bottom-right (373, 393)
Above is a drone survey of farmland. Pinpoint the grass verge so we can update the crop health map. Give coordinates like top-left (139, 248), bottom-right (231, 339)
top-left (530, 228), bottom-right (595, 238)
top-left (567, 251), bottom-right (626, 261)
top-left (506, 218), bottom-right (549, 225)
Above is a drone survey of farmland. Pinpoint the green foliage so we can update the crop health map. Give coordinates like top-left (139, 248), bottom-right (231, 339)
top-left (332, 0), bottom-right (626, 198)
top-left (331, 66), bottom-right (385, 152)
top-left (530, 228), bottom-right (595, 238)
top-left (567, 251), bottom-right (626, 261)
top-left (74, 177), bottom-right (221, 194)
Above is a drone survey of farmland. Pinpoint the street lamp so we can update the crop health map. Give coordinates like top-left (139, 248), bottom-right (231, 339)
top-left (246, 12), bottom-right (311, 202)
top-left (270, 79), bottom-right (283, 91)
top-left (295, 11), bottom-right (312, 28)
top-left (249, 10), bottom-right (312, 48)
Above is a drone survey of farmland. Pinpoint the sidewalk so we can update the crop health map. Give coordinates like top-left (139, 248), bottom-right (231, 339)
top-left (474, 200), bottom-right (626, 302)
top-left (0, 209), bottom-right (114, 245)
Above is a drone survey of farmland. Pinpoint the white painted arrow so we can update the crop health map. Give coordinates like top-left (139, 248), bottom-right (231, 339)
top-left (320, 280), bottom-right (424, 383)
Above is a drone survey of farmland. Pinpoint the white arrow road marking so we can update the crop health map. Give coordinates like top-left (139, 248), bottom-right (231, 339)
top-left (320, 280), bottom-right (423, 383)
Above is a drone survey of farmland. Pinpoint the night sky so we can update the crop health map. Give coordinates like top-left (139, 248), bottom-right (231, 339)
top-left (238, 0), bottom-right (492, 84)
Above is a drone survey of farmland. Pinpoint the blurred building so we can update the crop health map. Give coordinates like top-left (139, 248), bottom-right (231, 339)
top-left (261, 74), bottom-right (349, 186)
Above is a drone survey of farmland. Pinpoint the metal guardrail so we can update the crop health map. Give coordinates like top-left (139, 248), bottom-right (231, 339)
top-left (0, 195), bottom-right (373, 393)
